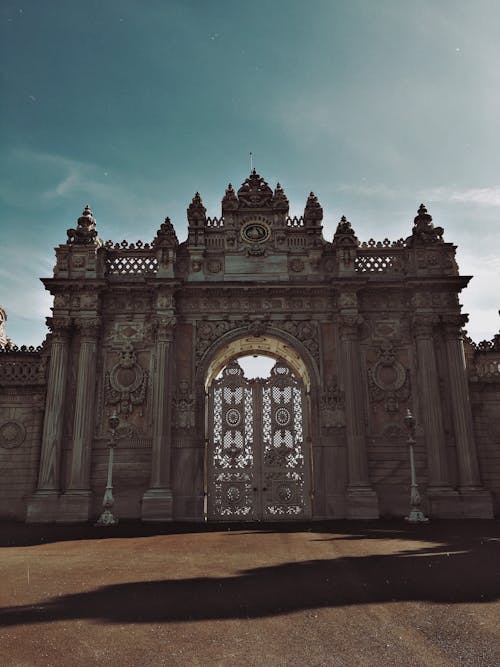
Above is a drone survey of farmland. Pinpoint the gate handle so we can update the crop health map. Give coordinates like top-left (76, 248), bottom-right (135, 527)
top-left (253, 487), bottom-right (257, 491)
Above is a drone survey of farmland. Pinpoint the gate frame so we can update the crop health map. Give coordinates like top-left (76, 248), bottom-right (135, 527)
top-left (196, 325), bottom-right (321, 522)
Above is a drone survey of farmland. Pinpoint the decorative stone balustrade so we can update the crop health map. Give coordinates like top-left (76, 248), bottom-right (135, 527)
top-left (0, 349), bottom-right (47, 386)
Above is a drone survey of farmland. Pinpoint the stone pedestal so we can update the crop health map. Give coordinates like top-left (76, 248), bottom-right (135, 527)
top-left (141, 488), bottom-right (174, 522)
top-left (427, 488), bottom-right (461, 518)
top-left (459, 489), bottom-right (494, 518)
top-left (346, 487), bottom-right (380, 519)
top-left (57, 490), bottom-right (92, 523)
top-left (26, 490), bottom-right (60, 523)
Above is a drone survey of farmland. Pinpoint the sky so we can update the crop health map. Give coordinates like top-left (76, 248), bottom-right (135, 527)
top-left (1, 0), bottom-right (499, 347)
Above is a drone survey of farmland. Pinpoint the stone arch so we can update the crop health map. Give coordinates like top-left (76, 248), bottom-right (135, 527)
top-left (197, 324), bottom-right (320, 392)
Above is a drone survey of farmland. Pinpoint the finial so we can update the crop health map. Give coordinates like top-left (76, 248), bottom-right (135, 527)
top-left (250, 151), bottom-right (253, 172)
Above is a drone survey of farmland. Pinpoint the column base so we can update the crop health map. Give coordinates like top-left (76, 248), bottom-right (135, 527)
top-left (346, 487), bottom-right (379, 519)
top-left (459, 488), bottom-right (494, 518)
top-left (427, 487), bottom-right (461, 518)
top-left (57, 490), bottom-right (92, 523)
top-left (141, 487), bottom-right (173, 522)
top-left (26, 490), bottom-right (60, 523)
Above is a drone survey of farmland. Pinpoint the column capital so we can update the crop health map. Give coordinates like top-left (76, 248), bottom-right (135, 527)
top-left (75, 317), bottom-right (101, 340)
top-left (339, 312), bottom-right (364, 338)
top-left (152, 316), bottom-right (176, 341)
top-left (441, 313), bottom-right (468, 338)
top-left (46, 316), bottom-right (72, 338)
top-left (412, 314), bottom-right (438, 338)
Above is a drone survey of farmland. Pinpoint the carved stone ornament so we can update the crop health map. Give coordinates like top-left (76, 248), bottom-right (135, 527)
top-left (320, 382), bottom-right (346, 430)
top-left (406, 204), bottom-right (444, 247)
top-left (105, 341), bottom-right (148, 416)
top-left (0, 420), bottom-right (26, 449)
top-left (173, 380), bottom-right (195, 429)
top-left (237, 170), bottom-right (273, 208)
top-left (207, 259), bottom-right (222, 274)
top-left (368, 342), bottom-right (410, 413)
top-left (67, 205), bottom-right (100, 246)
top-left (289, 258), bottom-right (305, 273)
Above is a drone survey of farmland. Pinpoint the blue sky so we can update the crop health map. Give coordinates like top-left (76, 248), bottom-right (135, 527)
top-left (1, 0), bottom-right (499, 346)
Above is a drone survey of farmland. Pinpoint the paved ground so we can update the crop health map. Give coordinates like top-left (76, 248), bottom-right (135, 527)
top-left (0, 520), bottom-right (499, 667)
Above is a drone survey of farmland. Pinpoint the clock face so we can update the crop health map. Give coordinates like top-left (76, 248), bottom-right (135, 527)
top-left (241, 220), bottom-right (271, 244)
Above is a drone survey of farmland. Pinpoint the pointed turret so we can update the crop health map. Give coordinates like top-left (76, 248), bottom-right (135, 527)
top-left (272, 182), bottom-right (289, 211)
top-left (221, 183), bottom-right (238, 212)
top-left (304, 191), bottom-right (323, 226)
top-left (187, 192), bottom-right (206, 226)
top-left (333, 215), bottom-right (359, 247)
top-left (153, 217), bottom-right (178, 248)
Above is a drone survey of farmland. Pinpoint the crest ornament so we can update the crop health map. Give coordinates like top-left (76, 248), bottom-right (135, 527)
top-left (105, 342), bottom-right (148, 416)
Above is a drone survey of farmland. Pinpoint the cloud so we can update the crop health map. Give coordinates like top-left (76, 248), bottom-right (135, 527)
top-left (336, 182), bottom-right (500, 208)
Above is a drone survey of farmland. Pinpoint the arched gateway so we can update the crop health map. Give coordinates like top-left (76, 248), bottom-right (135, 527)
top-left (2, 169), bottom-right (494, 524)
top-left (203, 331), bottom-right (315, 522)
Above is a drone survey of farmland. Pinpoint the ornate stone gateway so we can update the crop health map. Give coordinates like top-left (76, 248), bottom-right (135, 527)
top-left (0, 168), bottom-right (497, 523)
top-left (207, 359), bottom-right (310, 521)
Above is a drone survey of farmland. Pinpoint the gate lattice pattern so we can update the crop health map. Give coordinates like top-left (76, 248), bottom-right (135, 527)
top-left (207, 359), bottom-right (310, 521)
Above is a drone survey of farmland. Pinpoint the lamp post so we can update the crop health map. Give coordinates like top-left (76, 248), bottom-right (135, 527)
top-left (404, 408), bottom-right (429, 524)
top-left (95, 411), bottom-right (120, 526)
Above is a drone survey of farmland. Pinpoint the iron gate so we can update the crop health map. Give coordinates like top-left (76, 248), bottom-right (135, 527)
top-left (207, 359), bottom-right (311, 521)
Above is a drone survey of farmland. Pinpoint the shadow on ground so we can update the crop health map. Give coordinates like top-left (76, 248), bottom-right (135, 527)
top-left (0, 520), bottom-right (498, 626)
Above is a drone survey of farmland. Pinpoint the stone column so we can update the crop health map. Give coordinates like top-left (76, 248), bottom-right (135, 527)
top-left (26, 318), bottom-right (71, 522)
top-left (340, 312), bottom-right (379, 518)
top-left (142, 316), bottom-right (175, 520)
top-left (58, 318), bottom-right (100, 522)
top-left (413, 315), bottom-right (459, 516)
top-left (443, 318), bottom-right (493, 517)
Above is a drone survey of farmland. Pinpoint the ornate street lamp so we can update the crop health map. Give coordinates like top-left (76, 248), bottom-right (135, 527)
top-left (95, 411), bottom-right (120, 526)
top-left (404, 408), bottom-right (429, 524)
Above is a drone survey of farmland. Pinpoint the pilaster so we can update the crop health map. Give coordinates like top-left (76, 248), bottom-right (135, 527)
top-left (443, 316), bottom-right (493, 517)
top-left (58, 318), bottom-right (100, 522)
top-left (142, 313), bottom-right (175, 521)
top-left (26, 318), bottom-right (71, 522)
top-left (413, 314), bottom-right (459, 516)
top-left (339, 305), bottom-right (379, 519)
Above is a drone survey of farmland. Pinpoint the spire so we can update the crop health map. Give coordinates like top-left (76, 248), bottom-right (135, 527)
top-left (66, 204), bottom-right (100, 245)
top-left (272, 182), bottom-right (289, 211)
top-left (153, 216), bottom-right (178, 248)
top-left (187, 192), bottom-right (206, 225)
top-left (304, 191), bottom-right (323, 225)
top-left (222, 183), bottom-right (238, 211)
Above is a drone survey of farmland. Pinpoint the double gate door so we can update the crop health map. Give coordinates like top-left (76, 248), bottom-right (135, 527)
top-left (207, 359), bottom-right (311, 521)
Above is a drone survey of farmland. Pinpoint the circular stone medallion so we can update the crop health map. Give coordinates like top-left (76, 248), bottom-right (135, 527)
top-left (0, 421), bottom-right (26, 449)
